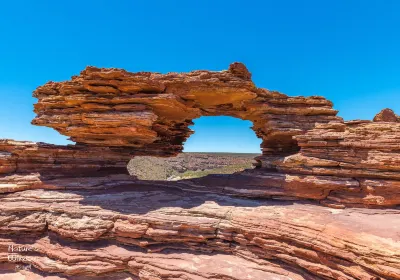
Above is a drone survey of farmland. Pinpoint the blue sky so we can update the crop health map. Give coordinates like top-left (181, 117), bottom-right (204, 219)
top-left (0, 1), bottom-right (399, 153)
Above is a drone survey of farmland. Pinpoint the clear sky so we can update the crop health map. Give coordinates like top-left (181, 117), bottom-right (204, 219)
top-left (0, 1), bottom-right (399, 153)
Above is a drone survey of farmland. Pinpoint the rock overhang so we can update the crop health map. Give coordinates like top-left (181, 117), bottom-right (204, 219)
top-left (31, 62), bottom-right (340, 156)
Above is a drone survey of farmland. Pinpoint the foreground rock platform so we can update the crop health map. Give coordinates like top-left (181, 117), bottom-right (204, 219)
top-left (0, 63), bottom-right (399, 279)
top-left (0, 185), bottom-right (399, 279)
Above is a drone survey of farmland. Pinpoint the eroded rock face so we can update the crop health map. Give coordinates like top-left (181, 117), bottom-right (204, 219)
top-left (0, 139), bottom-right (133, 176)
top-left (0, 187), bottom-right (399, 280)
top-left (271, 120), bottom-right (400, 207)
top-left (0, 63), bottom-right (400, 279)
top-left (0, 139), bottom-right (137, 193)
top-left (32, 63), bottom-right (339, 156)
top-left (373, 108), bottom-right (400, 122)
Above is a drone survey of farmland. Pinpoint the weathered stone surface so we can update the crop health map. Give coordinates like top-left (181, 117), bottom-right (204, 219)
top-left (179, 170), bottom-right (359, 201)
top-left (0, 187), bottom-right (398, 279)
top-left (0, 139), bottom-right (132, 176)
top-left (0, 63), bottom-right (400, 279)
top-left (2, 136), bottom-right (399, 208)
top-left (262, 120), bottom-right (400, 207)
top-left (32, 63), bottom-right (339, 156)
top-left (373, 108), bottom-right (400, 122)
top-left (0, 139), bottom-right (136, 194)
top-left (0, 251), bottom-right (303, 280)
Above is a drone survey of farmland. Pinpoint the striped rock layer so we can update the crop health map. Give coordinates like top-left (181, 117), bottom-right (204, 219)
top-left (0, 63), bottom-right (399, 279)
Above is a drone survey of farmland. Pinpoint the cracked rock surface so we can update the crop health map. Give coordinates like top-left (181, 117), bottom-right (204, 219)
top-left (0, 63), bottom-right (399, 279)
top-left (0, 186), bottom-right (399, 279)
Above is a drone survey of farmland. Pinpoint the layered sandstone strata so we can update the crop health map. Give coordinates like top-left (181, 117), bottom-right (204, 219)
top-left (0, 139), bottom-right (133, 175)
top-left (266, 117), bottom-right (400, 207)
top-left (0, 63), bottom-right (399, 279)
top-left (373, 108), bottom-right (400, 122)
top-left (0, 139), bottom-right (135, 193)
top-left (2, 65), bottom-right (400, 208)
top-left (32, 63), bottom-right (339, 156)
top-left (0, 187), bottom-right (399, 280)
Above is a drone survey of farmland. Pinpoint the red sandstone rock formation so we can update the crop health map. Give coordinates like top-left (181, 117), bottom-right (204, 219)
top-left (0, 187), bottom-right (399, 279)
top-left (0, 63), bottom-right (399, 279)
top-left (255, 119), bottom-right (400, 207)
top-left (373, 108), bottom-right (400, 122)
top-left (32, 63), bottom-right (339, 156)
top-left (0, 139), bottom-right (135, 193)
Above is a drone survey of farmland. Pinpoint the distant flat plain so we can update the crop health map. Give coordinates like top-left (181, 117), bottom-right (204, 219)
top-left (128, 152), bottom-right (260, 180)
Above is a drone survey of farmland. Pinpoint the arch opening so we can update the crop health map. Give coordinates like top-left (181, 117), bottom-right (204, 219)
top-left (128, 116), bottom-right (262, 180)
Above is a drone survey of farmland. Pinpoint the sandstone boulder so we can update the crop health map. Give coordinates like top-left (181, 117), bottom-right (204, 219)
top-left (373, 108), bottom-right (400, 122)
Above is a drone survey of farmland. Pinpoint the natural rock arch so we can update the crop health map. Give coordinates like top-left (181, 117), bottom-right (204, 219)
top-left (0, 63), bottom-right (399, 280)
top-left (32, 63), bottom-right (339, 159)
top-left (2, 62), bottom-right (398, 208)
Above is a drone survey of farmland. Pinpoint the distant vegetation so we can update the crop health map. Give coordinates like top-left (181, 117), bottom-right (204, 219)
top-left (128, 153), bottom-right (259, 180)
